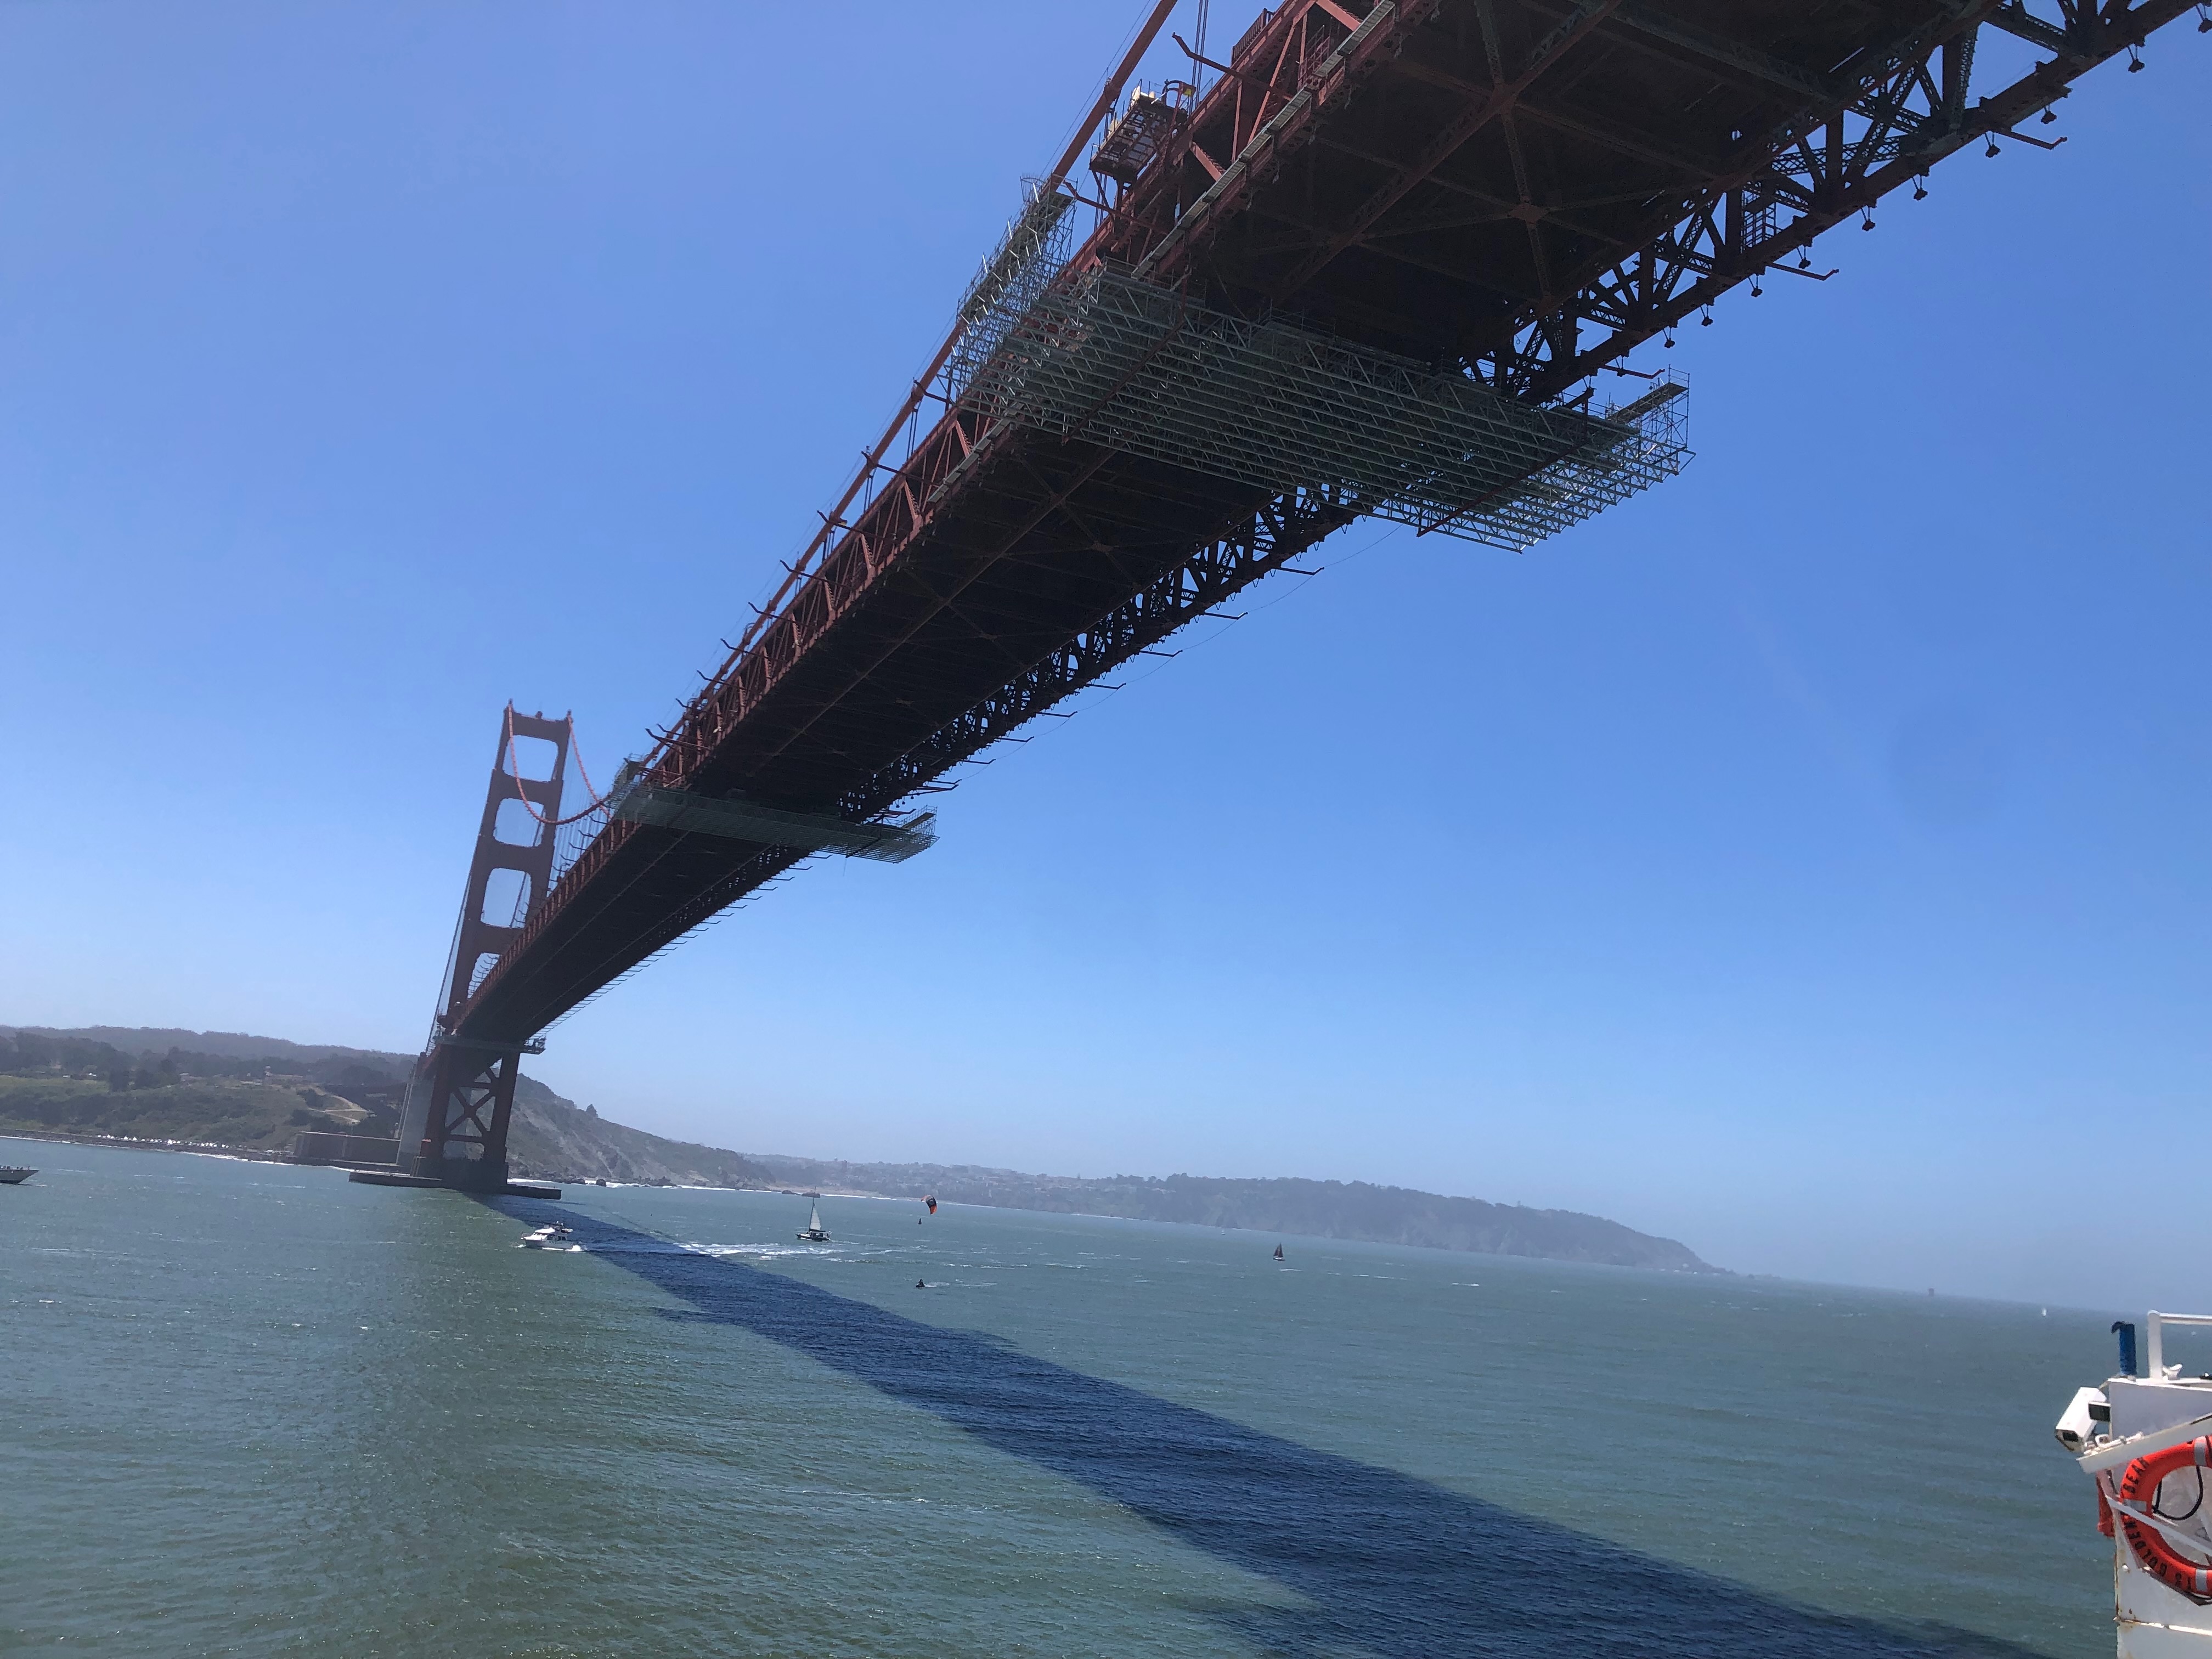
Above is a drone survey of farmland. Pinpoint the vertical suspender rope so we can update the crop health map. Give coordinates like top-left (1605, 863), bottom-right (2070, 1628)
top-left (651, 0), bottom-right (1187, 779)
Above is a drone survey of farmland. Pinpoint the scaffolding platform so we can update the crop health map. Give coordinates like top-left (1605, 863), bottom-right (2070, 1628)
top-left (957, 262), bottom-right (1689, 551)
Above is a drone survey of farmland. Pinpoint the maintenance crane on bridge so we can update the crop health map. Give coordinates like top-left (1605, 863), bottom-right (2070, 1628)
top-left (375, 0), bottom-right (2203, 1193)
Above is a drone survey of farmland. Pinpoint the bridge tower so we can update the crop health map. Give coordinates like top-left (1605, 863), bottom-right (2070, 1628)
top-left (397, 707), bottom-right (572, 1190)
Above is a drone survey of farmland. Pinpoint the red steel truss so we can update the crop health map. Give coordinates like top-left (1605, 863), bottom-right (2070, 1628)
top-left (440, 0), bottom-right (2196, 1051)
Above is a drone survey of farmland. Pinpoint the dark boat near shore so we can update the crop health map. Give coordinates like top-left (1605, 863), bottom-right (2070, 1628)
top-left (0, 1167), bottom-right (36, 1184)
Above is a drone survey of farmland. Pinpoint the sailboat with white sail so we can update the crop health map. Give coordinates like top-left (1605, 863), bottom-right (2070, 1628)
top-left (795, 1196), bottom-right (831, 1243)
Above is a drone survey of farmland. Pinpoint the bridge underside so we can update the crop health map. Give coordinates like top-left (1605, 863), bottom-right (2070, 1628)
top-left (459, 446), bottom-right (1334, 1039)
top-left (450, 0), bottom-right (2192, 1046)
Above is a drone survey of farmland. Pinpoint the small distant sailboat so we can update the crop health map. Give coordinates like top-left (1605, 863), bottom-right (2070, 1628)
top-left (797, 1197), bottom-right (831, 1243)
top-left (1273, 1244), bottom-right (1285, 1262)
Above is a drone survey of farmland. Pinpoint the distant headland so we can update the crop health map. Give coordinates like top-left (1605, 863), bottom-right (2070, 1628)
top-left (0, 1023), bottom-right (1718, 1274)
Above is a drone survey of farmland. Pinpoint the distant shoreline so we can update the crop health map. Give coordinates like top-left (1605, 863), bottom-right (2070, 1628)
top-left (3, 1023), bottom-right (1720, 1273)
top-left (0, 1126), bottom-right (294, 1161)
top-left (4, 1130), bottom-right (1729, 1274)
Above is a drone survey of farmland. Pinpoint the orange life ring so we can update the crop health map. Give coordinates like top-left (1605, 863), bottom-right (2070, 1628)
top-left (2120, 1438), bottom-right (2212, 1599)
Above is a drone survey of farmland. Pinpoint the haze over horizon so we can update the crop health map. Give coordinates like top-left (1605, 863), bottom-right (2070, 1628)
top-left (1, 2), bottom-right (2204, 1314)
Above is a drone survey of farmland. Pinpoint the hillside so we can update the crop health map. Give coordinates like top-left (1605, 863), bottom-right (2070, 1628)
top-left (2, 1023), bottom-right (1717, 1271)
top-left (0, 1073), bottom-right (369, 1152)
top-left (0, 1026), bottom-right (408, 1150)
top-left (9, 1026), bottom-right (411, 1070)
top-left (0, 1026), bottom-right (770, 1188)
top-left (504, 1081), bottom-right (772, 1188)
top-left (747, 1155), bottom-right (1717, 1273)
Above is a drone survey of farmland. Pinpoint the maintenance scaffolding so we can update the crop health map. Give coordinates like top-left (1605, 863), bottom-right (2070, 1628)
top-left (949, 224), bottom-right (1688, 552)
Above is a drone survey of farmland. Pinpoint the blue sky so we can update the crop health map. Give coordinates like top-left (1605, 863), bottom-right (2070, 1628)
top-left (1, 1), bottom-right (2205, 1308)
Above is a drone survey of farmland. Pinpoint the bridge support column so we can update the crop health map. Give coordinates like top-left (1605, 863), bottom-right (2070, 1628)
top-left (391, 704), bottom-right (572, 1192)
top-left (408, 1040), bottom-right (524, 1188)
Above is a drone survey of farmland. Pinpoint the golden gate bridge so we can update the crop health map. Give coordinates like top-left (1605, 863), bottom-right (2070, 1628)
top-left (361, 0), bottom-right (2200, 1193)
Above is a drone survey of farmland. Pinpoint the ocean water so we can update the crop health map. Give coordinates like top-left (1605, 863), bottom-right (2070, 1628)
top-left (2, 1135), bottom-right (2120, 1657)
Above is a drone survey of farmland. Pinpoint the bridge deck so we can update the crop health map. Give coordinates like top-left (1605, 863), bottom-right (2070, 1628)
top-left (453, 0), bottom-right (2189, 1042)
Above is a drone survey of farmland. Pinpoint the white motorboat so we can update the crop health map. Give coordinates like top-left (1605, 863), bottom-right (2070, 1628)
top-left (519, 1224), bottom-right (580, 1251)
top-left (2057, 1311), bottom-right (2212, 1655)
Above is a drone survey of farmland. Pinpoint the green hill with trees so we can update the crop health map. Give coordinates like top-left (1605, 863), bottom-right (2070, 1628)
top-left (0, 1026), bottom-right (769, 1185)
top-left (0, 1028), bottom-right (400, 1151)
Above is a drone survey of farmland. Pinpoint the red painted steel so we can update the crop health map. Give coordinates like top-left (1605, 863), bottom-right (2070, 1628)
top-left (703, 0), bottom-right (1188, 698)
top-left (442, 707), bottom-right (572, 1032)
top-left (436, 0), bottom-right (2197, 1047)
top-left (409, 708), bottom-right (572, 1183)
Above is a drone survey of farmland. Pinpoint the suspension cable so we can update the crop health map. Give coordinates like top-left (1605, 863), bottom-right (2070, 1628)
top-left (501, 704), bottom-right (614, 828)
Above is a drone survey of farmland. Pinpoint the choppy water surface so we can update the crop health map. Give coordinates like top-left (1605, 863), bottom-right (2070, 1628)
top-left (3, 1135), bottom-right (2115, 1657)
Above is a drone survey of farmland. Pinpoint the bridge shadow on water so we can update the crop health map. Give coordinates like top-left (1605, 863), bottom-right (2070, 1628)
top-left (491, 1199), bottom-right (2042, 1659)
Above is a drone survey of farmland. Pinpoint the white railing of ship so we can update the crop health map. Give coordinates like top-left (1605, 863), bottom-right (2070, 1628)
top-left (2146, 1311), bottom-right (2212, 1380)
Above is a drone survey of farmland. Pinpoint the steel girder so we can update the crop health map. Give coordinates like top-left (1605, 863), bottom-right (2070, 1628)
top-left (1093, 0), bottom-right (2197, 397)
top-left (1488, 0), bottom-right (2202, 397)
top-left (406, 1041), bottom-right (524, 1189)
top-left (443, 0), bottom-right (2198, 1043)
top-left (455, 439), bottom-right (1295, 1039)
